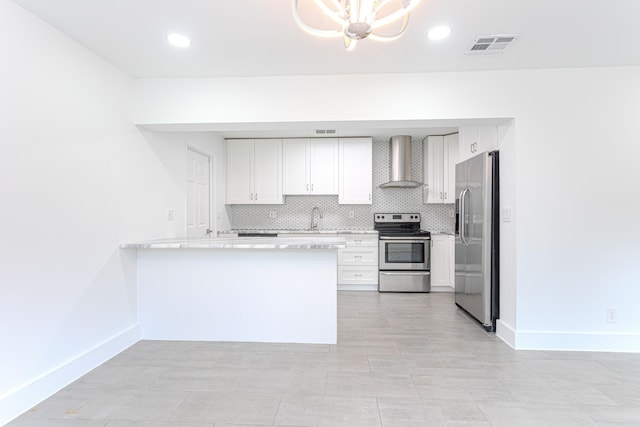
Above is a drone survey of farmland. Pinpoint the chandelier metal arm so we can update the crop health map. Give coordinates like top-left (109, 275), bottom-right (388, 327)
top-left (369, 13), bottom-right (409, 41)
top-left (372, 0), bottom-right (421, 29)
top-left (313, 0), bottom-right (348, 26)
top-left (292, 0), bottom-right (344, 38)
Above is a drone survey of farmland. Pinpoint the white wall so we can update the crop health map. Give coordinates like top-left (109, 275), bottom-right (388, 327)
top-left (0, 1), bottom-right (213, 423)
top-left (137, 130), bottom-right (230, 234)
top-left (134, 66), bottom-right (640, 352)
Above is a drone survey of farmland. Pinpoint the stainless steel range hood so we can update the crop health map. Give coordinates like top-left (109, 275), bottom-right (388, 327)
top-left (379, 135), bottom-right (424, 188)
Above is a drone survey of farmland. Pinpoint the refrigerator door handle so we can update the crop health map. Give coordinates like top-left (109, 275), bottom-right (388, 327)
top-left (460, 188), bottom-right (470, 246)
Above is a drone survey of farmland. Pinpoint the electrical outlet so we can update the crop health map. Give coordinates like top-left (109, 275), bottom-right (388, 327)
top-left (448, 209), bottom-right (455, 218)
top-left (502, 208), bottom-right (512, 223)
top-left (348, 210), bottom-right (355, 219)
top-left (269, 210), bottom-right (277, 219)
top-left (167, 209), bottom-right (175, 221)
top-left (606, 307), bottom-right (618, 323)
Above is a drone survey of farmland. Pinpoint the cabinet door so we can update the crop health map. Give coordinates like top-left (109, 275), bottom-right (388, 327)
top-left (282, 139), bottom-right (310, 195)
top-left (253, 139), bottom-right (283, 204)
top-left (226, 139), bottom-right (254, 204)
top-left (430, 235), bottom-right (451, 286)
top-left (424, 136), bottom-right (444, 204)
top-left (310, 138), bottom-right (339, 195)
top-left (339, 138), bottom-right (372, 204)
top-left (459, 125), bottom-right (497, 162)
top-left (443, 133), bottom-right (458, 204)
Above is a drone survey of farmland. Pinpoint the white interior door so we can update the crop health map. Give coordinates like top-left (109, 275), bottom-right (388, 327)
top-left (187, 148), bottom-right (211, 238)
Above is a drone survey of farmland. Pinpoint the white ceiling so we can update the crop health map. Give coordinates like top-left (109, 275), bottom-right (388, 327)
top-left (13, 0), bottom-right (640, 79)
top-left (12, 0), bottom-right (640, 138)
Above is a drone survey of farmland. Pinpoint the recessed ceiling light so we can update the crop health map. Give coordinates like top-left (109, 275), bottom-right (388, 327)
top-left (427, 26), bottom-right (451, 41)
top-left (167, 33), bottom-right (191, 48)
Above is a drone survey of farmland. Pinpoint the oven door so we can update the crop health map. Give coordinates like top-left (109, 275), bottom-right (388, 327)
top-left (379, 237), bottom-right (430, 270)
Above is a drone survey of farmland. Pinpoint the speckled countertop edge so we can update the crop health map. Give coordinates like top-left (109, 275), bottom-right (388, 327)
top-left (120, 236), bottom-right (347, 250)
top-left (220, 229), bottom-right (379, 235)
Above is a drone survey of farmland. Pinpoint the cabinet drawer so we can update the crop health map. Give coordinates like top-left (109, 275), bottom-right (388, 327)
top-left (340, 234), bottom-right (378, 247)
top-left (337, 266), bottom-right (378, 285)
top-left (338, 247), bottom-right (377, 265)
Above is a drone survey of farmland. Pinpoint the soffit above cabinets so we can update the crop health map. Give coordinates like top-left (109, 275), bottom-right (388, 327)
top-left (137, 118), bottom-right (509, 139)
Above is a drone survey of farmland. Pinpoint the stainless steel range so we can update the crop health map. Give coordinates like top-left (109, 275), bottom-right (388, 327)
top-left (374, 213), bottom-right (431, 293)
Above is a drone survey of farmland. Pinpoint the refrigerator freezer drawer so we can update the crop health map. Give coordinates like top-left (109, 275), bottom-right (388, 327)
top-left (379, 271), bottom-right (431, 293)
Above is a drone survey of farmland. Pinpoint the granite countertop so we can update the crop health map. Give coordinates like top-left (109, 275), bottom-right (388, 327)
top-left (120, 236), bottom-right (347, 250)
top-left (221, 229), bottom-right (379, 235)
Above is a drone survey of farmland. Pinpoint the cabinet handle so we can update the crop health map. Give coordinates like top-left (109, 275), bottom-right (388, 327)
top-left (440, 192), bottom-right (443, 199)
top-left (311, 184), bottom-right (314, 191)
top-left (250, 193), bottom-right (253, 201)
top-left (444, 192), bottom-right (447, 199)
top-left (369, 193), bottom-right (371, 201)
top-left (306, 184), bottom-right (309, 191)
top-left (255, 193), bottom-right (258, 201)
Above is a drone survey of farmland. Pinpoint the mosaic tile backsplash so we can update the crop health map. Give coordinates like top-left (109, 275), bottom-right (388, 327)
top-left (228, 137), bottom-right (455, 232)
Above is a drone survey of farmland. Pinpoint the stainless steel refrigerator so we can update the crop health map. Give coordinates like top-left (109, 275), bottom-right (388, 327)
top-left (455, 151), bottom-right (500, 331)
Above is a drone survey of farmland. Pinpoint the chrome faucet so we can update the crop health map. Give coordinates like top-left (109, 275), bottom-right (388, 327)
top-left (310, 206), bottom-right (323, 230)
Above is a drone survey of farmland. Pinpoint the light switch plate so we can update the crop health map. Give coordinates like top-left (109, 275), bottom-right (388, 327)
top-left (269, 211), bottom-right (277, 219)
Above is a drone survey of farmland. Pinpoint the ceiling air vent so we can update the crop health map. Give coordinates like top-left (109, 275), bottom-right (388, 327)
top-left (315, 129), bottom-right (337, 135)
top-left (467, 34), bottom-right (520, 55)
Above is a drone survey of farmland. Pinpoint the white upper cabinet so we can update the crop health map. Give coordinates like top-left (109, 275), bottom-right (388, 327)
top-left (226, 139), bottom-right (283, 204)
top-left (339, 137), bottom-right (373, 205)
top-left (459, 125), bottom-right (497, 162)
top-left (283, 138), bottom-right (338, 195)
top-left (424, 133), bottom-right (458, 204)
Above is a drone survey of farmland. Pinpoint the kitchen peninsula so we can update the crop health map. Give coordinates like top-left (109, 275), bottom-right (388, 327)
top-left (121, 236), bottom-right (346, 344)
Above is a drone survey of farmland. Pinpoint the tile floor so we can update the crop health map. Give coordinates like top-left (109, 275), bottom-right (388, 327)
top-left (9, 292), bottom-right (640, 426)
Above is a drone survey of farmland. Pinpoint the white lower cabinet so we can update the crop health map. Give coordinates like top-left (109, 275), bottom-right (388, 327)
top-left (430, 234), bottom-right (455, 290)
top-left (337, 233), bottom-right (378, 290)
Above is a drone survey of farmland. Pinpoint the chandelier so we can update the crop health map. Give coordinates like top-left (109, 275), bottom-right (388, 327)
top-left (292, 0), bottom-right (422, 50)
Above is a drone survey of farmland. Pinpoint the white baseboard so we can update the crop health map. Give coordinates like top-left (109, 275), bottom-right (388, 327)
top-left (496, 321), bottom-right (640, 352)
top-left (496, 319), bottom-right (516, 348)
top-left (513, 329), bottom-right (640, 352)
top-left (0, 324), bottom-right (141, 426)
top-left (430, 285), bottom-right (454, 293)
top-left (337, 284), bottom-right (378, 291)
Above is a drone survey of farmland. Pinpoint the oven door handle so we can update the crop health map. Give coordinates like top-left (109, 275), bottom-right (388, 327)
top-left (379, 236), bottom-right (431, 241)
top-left (380, 271), bottom-right (430, 276)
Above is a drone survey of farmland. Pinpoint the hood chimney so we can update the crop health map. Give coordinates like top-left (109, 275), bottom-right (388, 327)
top-left (379, 135), bottom-right (423, 188)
